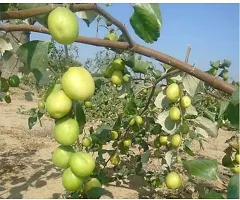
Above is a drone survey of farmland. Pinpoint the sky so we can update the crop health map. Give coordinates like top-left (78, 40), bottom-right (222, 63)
top-left (31, 3), bottom-right (239, 81)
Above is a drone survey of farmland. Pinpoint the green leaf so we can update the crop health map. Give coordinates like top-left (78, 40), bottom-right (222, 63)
top-left (17, 40), bottom-right (50, 83)
top-left (182, 159), bottom-right (218, 180)
top-left (221, 59), bottom-right (231, 68)
top-left (226, 102), bottom-right (239, 128)
top-left (182, 74), bottom-right (205, 97)
top-left (210, 60), bottom-right (221, 69)
top-left (161, 63), bottom-right (172, 72)
top-left (2, 50), bottom-right (13, 61)
top-left (112, 114), bottom-right (122, 130)
top-left (0, 3), bottom-right (9, 12)
top-left (201, 190), bottom-right (224, 199)
top-left (230, 86), bottom-right (239, 106)
top-left (183, 145), bottom-right (195, 156)
top-left (203, 108), bottom-right (216, 122)
top-left (0, 33), bottom-right (13, 55)
top-left (222, 154), bottom-right (234, 168)
top-left (227, 174), bottom-right (240, 199)
top-left (123, 97), bottom-right (137, 115)
top-left (165, 151), bottom-right (173, 167)
top-left (130, 3), bottom-right (162, 43)
top-left (141, 150), bottom-right (151, 163)
top-left (28, 116), bottom-right (37, 129)
top-left (76, 11), bottom-right (98, 27)
top-left (24, 91), bottom-right (34, 101)
top-left (190, 116), bottom-right (218, 137)
top-left (217, 100), bottom-right (229, 119)
top-left (75, 102), bottom-right (86, 132)
top-left (154, 88), bottom-right (170, 109)
top-left (86, 187), bottom-right (109, 199)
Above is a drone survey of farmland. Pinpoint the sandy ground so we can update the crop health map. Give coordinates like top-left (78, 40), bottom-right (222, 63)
top-left (0, 88), bottom-right (235, 199)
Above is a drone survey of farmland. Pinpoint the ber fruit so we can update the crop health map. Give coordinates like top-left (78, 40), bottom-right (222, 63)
top-left (235, 153), bottom-right (240, 164)
top-left (82, 137), bottom-right (92, 148)
top-left (169, 106), bottom-right (181, 121)
top-left (104, 32), bottom-right (118, 41)
top-left (159, 135), bottom-right (168, 145)
top-left (61, 67), bottom-right (95, 101)
top-left (110, 153), bottom-right (120, 166)
top-left (165, 83), bottom-right (180, 102)
top-left (84, 178), bottom-right (102, 193)
top-left (110, 131), bottom-right (119, 140)
top-left (171, 134), bottom-right (182, 148)
top-left (165, 172), bottom-right (182, 189)
top-left (135, 115), bottom-right (143, 125)
top-left (111, 70), bottom-right (123, 85)
top-left (84, 101), bottom-right (92, 108)
top-left (112, 58), bottom-right (125, 71)
top-left (48, 7), bottom-right (79, 45)
top-left (180, 96), bottom-right (191, 108)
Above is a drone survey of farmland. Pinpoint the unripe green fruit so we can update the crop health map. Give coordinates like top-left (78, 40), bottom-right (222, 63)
top-left (110, 131), bottom-right (119, 140)
top-left (129, 118), bottom-right (135, 126)
top-left (180, 96), bottom-right (191, 108)
top-left (123, 138), bottom-right (132, 148)
top-left (84, 178), bottom-right (102, 193)
top-left (112, 58), bottom-right (125, 71)
top-left (111, 71), bottom-right (123, 85)
top-left (104, 32), bottom-right (118, 41)
top-left (231, 165), bottom-right (240, 174)
top-left (84, 101), bottom-right (92, 108)
top-left (180, 123), bottom-right (189, 134)
top-left (123, 75), bottom-right (130, 82)
top-left (62, 168), bottom-right (84, 192)
top-left (166, 83), bottom-right (180, 102)
top-left (82, 137), bottom-right (92, 147)
top-left (154, 150), bottom-right (161, 158)
top-left (159, 135), bottom-right (168, 145)
top-left (235, 153), bottom-right (240, 164)
top-left (171, 134), bottom-right (182, 148)
top-left (165, 172), bottom-right (182, 189)
top-left (110, 153), bottom-right (120, 165)
top-left (169, 106), bottom-right (181, 121)
top-left (135, 115), bottom-right (143, 125)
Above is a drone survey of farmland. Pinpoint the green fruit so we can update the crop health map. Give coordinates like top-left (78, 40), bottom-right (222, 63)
top-left (159, 135), bottom-right (168, 145)
top-left (84, 101), bottom-right (92, 108)
top-left (110, 131), bottom-right (119, 140)
top-left (48, 7), bottom-right (79, 45)
top-left (62, 167), bottom-right (84, 192)
top-left (165, 83), bottom-right (180, 102)
top-left (135, 116), bottom-right (143, 125)
top-left (84, 178), bottom-right (102, 193)
top-left (223, 71), bottom-right (229, 81)
top-left (8, 75), bottom-right (20, 87)
top-left (154, 150), bottom-right (161, 158)
top-left (110, 153), bottom-right (120, 165)
top-left (231, 166), bottom-right (240, 174)
top-left (111, 71), bottom-right (123, 85)
top-left (129, 118), bottom-right (135, 126)
top-left (105, 19), bottom-right (112, 26)
top-left (38, 100), bottom-right (45, 109)
top-left (54, 117), bottom-right (79, 146)
top-left (61, 67), bottom-right (95, 101)
top-left (171, 134), bottom-right (182, 148)
top-left (70, 151), bottom-right (95, 178)
top-left (0, 77), bottom-right (9, 92)
top-left (123, 75), bottom-right (130, 82)
top-left (45, 89), bottom-right (72, 119)
top-left (143, 89), bottom-right (147, 94)
top-left (112, 58), bottom-right (125, 71)
top-left (209, 68), bottom-right (217, 76)
top-left (104, 32), bottom-right (118, 41)
top-left (123, 139), bottom-right (132, 148)
top-left (235, 153), bottom-right (240, 164)
top-left (4, 95), bottom-right (11, 103)
top-left (180, 96), bottom-right (191, 108)
top-left (165, 172), bottom-right (182, 189)
top-left (169, 107), bottom-right (181, 121)
top-left (180, 123), bottom-right (189, 134)
top-left (82, 137), bottom-right (92, 147)
top-left (52, 145), bottom-right (75, 169)
top-left (177, 155), bottom-right (182, 163)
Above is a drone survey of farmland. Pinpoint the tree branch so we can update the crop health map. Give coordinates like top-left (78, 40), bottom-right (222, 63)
top-left (0, 24), bottom-right (236, 95)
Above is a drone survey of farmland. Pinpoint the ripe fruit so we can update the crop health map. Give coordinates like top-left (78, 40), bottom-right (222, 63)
top-left (104, 32), bottom-right (118, 41)
top-left (84, 178), bottom-right (102, 193)
top-left (84, 101), bottom-right (92, 108)
top-left (8, 75), bottom-right (20, 87)
top-left (180, 123), bottom-right (189, 134)
top-left (165, 83), bottom-right (180, 102)
top-left (110, 131), bottom-right (119, 140)
top-left (45, 89), bottom-right (72, 119)
top-left (110, 153), bottom-right (120, 166)
top-left (52, 145), bottom-right (75, 169)
top-left (61, 67), bottom-right (95, 101)
top-left (62, 167), bottom-right (84, 192)
top-left (135, 116), bottom-right (143, 125)
top-left (54, 117), bottom-right (79, 145)
top-left (171, 134), bottom-right (182, 148)
top-left (82, 137), bottom-right (92, 147)
top-left (48, 7), bottom-right (79, 45)
top-left (169, 107), bottom-right (181, 121)
top-left (111, 71), bottom-right (123, 85)
top-left (180, 96), bottom-right (191, 108)
top-left (112, 58), bottom-right (125, 71)
top-left (123, 75), bottom-right (130, 82)
top-left (129, 118), bottom-right (135, 126)
top-left (123, 138), bottom-right (132, 148)
top-left (235, 153), bottom-right (240, 164)
top-left (159, 135), bottom-right (168, 145)
top-left (70, 151), bottom-right (95, 178)
top-left (165, 172), bottom-right (182, 189)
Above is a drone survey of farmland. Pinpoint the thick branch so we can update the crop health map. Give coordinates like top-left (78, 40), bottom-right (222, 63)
top-left (0, 3), bottom-right (135, 48)
top-left (0, 24), bottom-right (236, 95)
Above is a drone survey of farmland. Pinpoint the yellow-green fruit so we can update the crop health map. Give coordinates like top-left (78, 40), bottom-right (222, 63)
top-left (180, 123), bottom-right (189, 134)
top-left (104, 32), bottom-right (118, 41)
top-left (48, 7), bottom-right (79, 45)
top-left (129, 118), bottom-right (135, 126)
top-left (84, 101), bottom-right (92, 108)
top-left (159, 135), bottom-right (168, 145)
top-left (166, 83), bottom-right (180, 102)
top-left (82, 137), bottom-right (92, 147)
top-left (171, 134), bottom-right (182, 148)
top-left (180, 96), bottom-right (191, 108)
top-left (123, 75), bottom-right (130, 82)
top-left (45, 89), bottom-right (72, 119)
top-left (110, 153), bottom-right (120, 165)
top-left (231, 165), bottom-right (240, 174)
top-left (135, 116), bottom-right (143, 125)
top-left (111, 71), bottom-right (123, 85)
top-left (169, 106), bottom-right (181, 121)
top-left (235, 153), bottom-right (240, 164)
top-left (112, 58), bottom-right (125, 71)
top-left (61, 67), bottom-right (95, 101)
top-left (110, 131), bottom-right (119, 140)
top-left (165, 172), bottom-right (182, 189)
top-left (123, 139), bottom-right (132, 148)
top-left (84, 178), bottom-right (102, 193)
